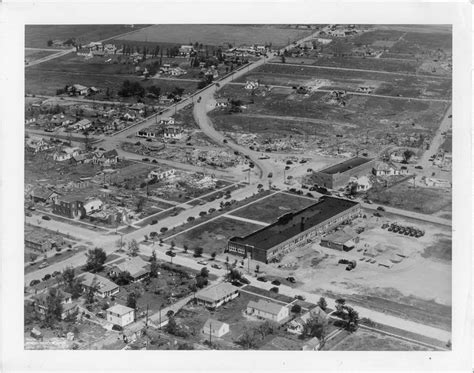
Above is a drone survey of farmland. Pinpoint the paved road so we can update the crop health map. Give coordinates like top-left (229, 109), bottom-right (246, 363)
top-left (419, 104), bottom-right (452, 166)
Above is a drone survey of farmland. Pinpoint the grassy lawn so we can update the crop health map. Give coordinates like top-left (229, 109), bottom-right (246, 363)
top-left (113, 24), bottom-right (313, 48)
top-left (25, 49), bottom-right (58, 63)
top-left (330, 329), bottom-right (429, 351)
top-left (229, 192), bottom-right (316, 224)
top-left (171, 216), bottom-right (262, 255)
top-left (366, 182), bottom-right (452, 215)
top-left (25, 25), bottom-right (151, 48)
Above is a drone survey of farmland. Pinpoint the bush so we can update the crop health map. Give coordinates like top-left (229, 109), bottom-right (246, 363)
top-left (42, 274), bottom-right (51, 281)
top-left (29, 279), bottom-right (40, 287)
top-left (291, 304), bottom-right (302, 313)
top-left (112, 324), bottom-right (123, 331)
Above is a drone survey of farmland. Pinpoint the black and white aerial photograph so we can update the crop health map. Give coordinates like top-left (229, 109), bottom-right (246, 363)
top-left (22, 22), bottom-right (454, 351)
top-left (0, 1), bottom-right (471, 372)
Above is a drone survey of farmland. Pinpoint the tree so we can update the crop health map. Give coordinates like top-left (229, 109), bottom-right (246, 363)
top-left (317, 297), bottom-right (328, 311)
top-left (166, 316), bottom-right (178, 334)
top-left (150, 250), bottom-right (159, 278)
top-left (291, 304), bottom-right (302, 313)
top-left (43, 288), bottom-right (64, 327)
top-left (301, 315), bottom-right (328, 340)
top-left (211, 252), bottom-right (216, 260)
top-left (335, 298), bottom-right (346, 313)
top-left (128, 239), bottom-right (140, 257)
top-left (237, 329), bottom-right (259, 349)
top-left (136, 196), bottom-right (146, 212)
top-left (200, 267), bottom-right (209, 278)
top-left (345, 306), bottom-right (359, 332)
top-left (85, 248), bottom-right (107, 273)
top-left (183, 244), bottom-right (189, 254)
top-left (193, 247), bottom-right (203, 257)
top-left (255, 264), bottom-right (260, 273)
top-left (281, 55), bottom-right (286, 63)
top-left (84, 276), bottom-right (98, 305)
top-left (256, 321), bottom-right (275, 339)
top-left (403, 149), bottom-right (415, 163)
top-left (61, 267), bottom-right (83, 299)
top-left (195, 275), bottom-right (208, 289)
top-left (126, 292), bottom-right (138, 309)
top-left (29, 253), bottom-right (38, 263)
top-left (115, 271), bottom-right (133, 285)
top-left (47, 40), bottom-right (53, 47)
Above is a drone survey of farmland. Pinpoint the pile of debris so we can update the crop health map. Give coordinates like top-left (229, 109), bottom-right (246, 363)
top-left (324, 90), bottom-right (348, 107)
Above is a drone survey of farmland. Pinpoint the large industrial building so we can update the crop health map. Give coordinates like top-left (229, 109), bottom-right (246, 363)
top-left (228, 197), bottom-right (361, 263)
top-left (311, 157), bottom-right (375, 190)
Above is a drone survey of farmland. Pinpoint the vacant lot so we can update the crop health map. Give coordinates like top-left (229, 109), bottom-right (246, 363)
top-left (114, 24), bottom-right (313, 48)
top-left (25, 25), bottom-right (151, 48)
top-left (238, 63), bottom-right (452, 99)
top-left (331, 329), bottom-right (428, 351)
top-left (25, 49), bottom-right (58, 63)
top-left (171, 216), bottom-right (262, 255)
top-left (367, 181), bottom-right (452, 215)
top-left (229, 192), bottom-right (316, 224)
top-left (421, 235), bottom-right (451, 262)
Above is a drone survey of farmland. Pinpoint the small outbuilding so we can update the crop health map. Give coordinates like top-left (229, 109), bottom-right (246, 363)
top-left (201, 318), bottom-right (230, 340)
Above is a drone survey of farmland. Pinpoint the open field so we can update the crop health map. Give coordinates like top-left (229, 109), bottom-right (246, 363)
top-left (25, 49), bottom-right (58, 63)
top-left (229, 192), bottom-right (316, 224)
top-left (25, 68), bottom-right (198, 99)
top-left (113, 24), bottom-right (313, 48)
top-left (330, 329), bottom-right (428, 351)
top-left (367, 181), bottom-right (452, 215)
top-left (171, 216), bottom-right (262, 255)
top-left (25, 25), bottom-right (151, 48)
top-left (237, 63), bottom-right (452, 99)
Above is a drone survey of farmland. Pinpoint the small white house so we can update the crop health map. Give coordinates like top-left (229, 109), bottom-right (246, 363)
top-left (201, 319), bottom-right (229, 340)
top-left (106, 304), bottom-right (135, 327)
top-left (148, 168), bottom-right (176, 180)
top-left (246, 300), bottom-right (289, 323)
top-left (159, 117), bottom-right (175, 125)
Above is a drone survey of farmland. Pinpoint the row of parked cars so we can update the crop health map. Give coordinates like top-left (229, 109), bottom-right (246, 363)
top-left (383, 223), bottom-right (425, 238)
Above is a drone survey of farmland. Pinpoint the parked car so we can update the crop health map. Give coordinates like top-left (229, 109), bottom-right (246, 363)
top-left (373, 212), bottom-right (382, 217)
top-left (271, 280), bottom-right (281, 286)
top-left (415, 165), bottom-right (423, 169)
top-left (197, 260), bottom-right (208, 265)
top-left (42, 215), bottom-right (51, 221)
top-left (211, 264), bottom-right (222, 269)
top-left (150, 220), bottom-right (158, 225)
top-left (270, 287), bottom-right (279, 293)
top-left (257, 276), bottom-right (267, 282)
top-left (38, 262), bottom-right (49, 269)
top-left (286, 276), bottom-right (296, 283)
top-left (294, 295), bottom-right (306, 301)
top-left (142, 158), bottom-right (150, 162)
top-left (377, 206), bottom-right (385, 211)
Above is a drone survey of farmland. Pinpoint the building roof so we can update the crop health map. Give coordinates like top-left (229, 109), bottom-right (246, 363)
top-left (80, 272), bottom-right (118, 294)
top-left (31, 186), bottom-right (56, 200)
top-left (318, 157), bottom-right (373, 175)
top-left (33, 289), bottom-right (72, 306)
top-left (202, 318), bottom-right (228, 332)
top-left (195, 282), bottom-right (238, 303)
top-left (247, 299), bottom-right (287, 316)
top-left (230, 197), bottom-right (359, 251)
top-left (73, 84), bottom-right (88, 91)
top-left (107, 304), bottom-right (134, 316)
top-left (103, 149), bottom-right (119, 159)
top-left (112, 256), bottom-right (149, 278)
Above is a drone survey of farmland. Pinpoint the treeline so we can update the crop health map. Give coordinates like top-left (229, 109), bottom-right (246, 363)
top-left (118, 79), bottom-right (185, 100)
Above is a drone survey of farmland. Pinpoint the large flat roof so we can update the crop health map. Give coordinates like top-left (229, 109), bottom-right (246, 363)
top-left (317, 157), bottom-right (373, 175)
top-left (230, 197), bottom-right (359, 251)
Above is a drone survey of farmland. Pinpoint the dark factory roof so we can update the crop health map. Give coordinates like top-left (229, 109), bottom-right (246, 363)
top-left (229, 197), bottom-right (359, 251)
top-left (317, 157), bottom-right (373, 175)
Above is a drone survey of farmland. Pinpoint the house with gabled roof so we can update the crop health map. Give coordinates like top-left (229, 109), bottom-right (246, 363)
top-left (108, 256), bottom-right (150, 282)
top-left (201, 318), bottom-right (230, 340)
top-left (80, 272), bottom-right (119, 298)
top-left (195, 282), bottom-right (239, 309)
top-left (246, 299), bottom-right (289, 323)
